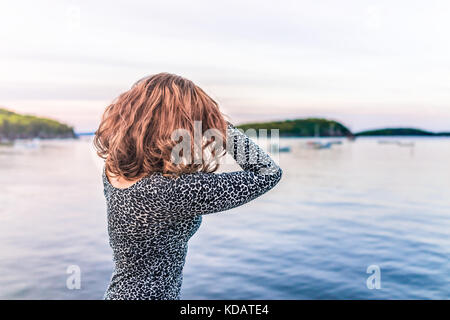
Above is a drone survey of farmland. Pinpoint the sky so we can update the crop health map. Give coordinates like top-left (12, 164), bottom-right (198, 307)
top-left (0, 0), bottom-right (449, 132)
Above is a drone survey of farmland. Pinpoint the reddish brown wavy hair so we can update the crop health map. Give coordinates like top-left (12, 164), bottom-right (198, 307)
top-left (94, 72), bottom-right (228, 180)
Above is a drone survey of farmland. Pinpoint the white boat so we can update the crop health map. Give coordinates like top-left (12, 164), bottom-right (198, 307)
top-left (378, 140), bottom-right (415, 147)
top-left (14, 138), bottom-right (41, 149)
top-left (304, 141), bottom-right (333, 149)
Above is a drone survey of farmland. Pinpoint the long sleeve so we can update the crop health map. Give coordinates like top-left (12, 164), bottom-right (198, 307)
top-left (168, 123), bottom-right (283, 216)
top-left (102, 123), bottom-right (282, 300)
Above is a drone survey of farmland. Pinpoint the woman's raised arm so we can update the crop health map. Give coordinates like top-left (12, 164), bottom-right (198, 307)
top-left (167, 123), bottom-right (283, 216)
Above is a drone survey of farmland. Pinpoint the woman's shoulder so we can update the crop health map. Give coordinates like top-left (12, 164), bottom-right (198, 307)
top-left (102, 167), bottom-right (163, 192)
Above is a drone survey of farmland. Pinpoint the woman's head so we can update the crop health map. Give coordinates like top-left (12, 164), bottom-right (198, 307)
top-left (94, 72), bottom-right (228, 179)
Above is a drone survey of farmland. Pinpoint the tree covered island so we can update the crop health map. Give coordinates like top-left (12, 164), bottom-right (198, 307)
top-left (355, 128), bottom-right (450, 136)
top-left (236, 118), bottom-right (353, 137)
top-left (0, 108), bottom-right (76, 141)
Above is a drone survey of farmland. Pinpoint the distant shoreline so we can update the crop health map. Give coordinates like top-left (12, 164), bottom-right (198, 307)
top-left (74, 121), bottom-right (450, 138)
top-left (354, 128), bottom-right (450, 137)
top-left (1, 108), bottom-right (449, 140)
top-left (236, 119), bottom-right (450, 138)
top-left (68, 123), bottom-right (450, 138)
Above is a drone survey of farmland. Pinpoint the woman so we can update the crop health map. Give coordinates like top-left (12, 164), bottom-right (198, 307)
top-left (94, 72), bottom-right (282, 300)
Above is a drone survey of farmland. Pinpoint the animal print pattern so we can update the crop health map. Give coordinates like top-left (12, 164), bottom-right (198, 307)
top-left (102, 123), bottom-right (282, 300)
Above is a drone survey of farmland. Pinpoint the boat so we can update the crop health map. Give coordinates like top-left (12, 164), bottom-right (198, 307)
top-left (270, 143), bottom-right (291, 153)
top-left (378, 140), bottom-right (415, 147)
top-left (278, 146), bottom-right (291, 152)
top-left (13, 138), bottom-right (41, 149)
top-left (396, 141), bottom-right (415, 147)
top-left (0, 140), bottom-right (14, 146)
top-left (304, 141), bottom-right (333, 149)
top-left (378, 140), bottom-right (400, 145)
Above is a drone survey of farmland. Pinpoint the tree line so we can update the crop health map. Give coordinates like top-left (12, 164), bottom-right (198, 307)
top-left (0, 108), bottom-right (75, 141)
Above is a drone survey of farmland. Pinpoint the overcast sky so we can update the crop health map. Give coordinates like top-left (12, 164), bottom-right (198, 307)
top-left (0, 0), bottom-right (449, 132)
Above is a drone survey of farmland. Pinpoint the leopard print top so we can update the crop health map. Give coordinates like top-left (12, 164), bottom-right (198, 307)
top-left (102, 124), bottom-right (282, 300)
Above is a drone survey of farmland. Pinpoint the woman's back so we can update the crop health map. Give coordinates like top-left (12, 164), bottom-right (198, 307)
top-left (95, 73), bottom-right (282, 300)
top-left (103, 171), bottom-right (203, 299)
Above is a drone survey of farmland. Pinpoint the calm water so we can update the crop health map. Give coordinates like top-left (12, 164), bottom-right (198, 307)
top-left (0, 137), bottom-right (449, 299)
